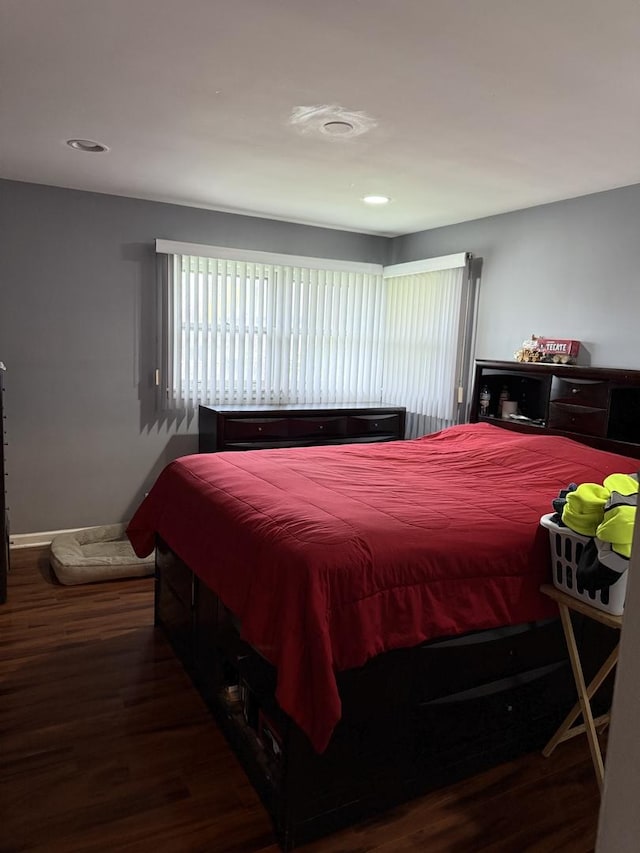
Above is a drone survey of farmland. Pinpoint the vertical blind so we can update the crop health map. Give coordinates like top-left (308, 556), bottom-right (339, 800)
top-left (165, 252), bottom-right (385, 409)
top-left (157, 241), bottom-right (473, 438)
top-left (381, 266), bottom-right (465, 437)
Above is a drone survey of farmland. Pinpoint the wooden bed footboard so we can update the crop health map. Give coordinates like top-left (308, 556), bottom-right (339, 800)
top-left (154, 537), bottom-right (616, 851)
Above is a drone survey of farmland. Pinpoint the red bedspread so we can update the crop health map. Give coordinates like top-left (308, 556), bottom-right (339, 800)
top-left (127, 423), bottom-right (639, 752)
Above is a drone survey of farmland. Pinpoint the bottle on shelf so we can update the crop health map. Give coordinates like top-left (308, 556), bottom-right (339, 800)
top-left (498, 385), bottom-right (509, 418)
top-left (479, 385), bottom-right (491, 416)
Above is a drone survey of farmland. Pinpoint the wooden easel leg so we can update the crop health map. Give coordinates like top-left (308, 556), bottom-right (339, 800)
top-left (543, 643), bottom-right (619, 757)
top-left (556, 603), bottom-right (606, 791)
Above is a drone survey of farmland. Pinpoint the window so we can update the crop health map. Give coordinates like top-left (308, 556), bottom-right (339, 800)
top-left (381, 261), bottom-right (470, 436)
top-left (156, 241), bottom-right (474, 437)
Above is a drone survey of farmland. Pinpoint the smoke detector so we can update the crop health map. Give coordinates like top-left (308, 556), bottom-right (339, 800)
top-left (289, 105), bottom-right (377, 139)
top-left (321, 120), bottom-right (356, 137)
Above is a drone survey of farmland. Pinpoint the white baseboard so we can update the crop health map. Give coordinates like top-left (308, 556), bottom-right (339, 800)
top-left (10, 527), bottom-right (95, 549)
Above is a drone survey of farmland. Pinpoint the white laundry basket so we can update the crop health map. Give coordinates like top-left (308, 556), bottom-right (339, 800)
top-left (540, 513), bottom-right (627, 616)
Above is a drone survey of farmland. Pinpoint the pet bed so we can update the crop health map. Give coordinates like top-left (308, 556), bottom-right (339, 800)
top-left (50, 523), bottom-right (154, 585)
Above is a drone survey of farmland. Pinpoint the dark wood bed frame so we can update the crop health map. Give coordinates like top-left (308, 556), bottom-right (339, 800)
top-left (153, 361), bottom-right (640, 850)
top-left (155, 541), bottom-right (616, 850)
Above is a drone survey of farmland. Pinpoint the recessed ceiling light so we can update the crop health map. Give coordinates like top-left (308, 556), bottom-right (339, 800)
top-left (362, 195), bottom-right (391, 205)
top-left (321, 120), bottom-right (355, 136)
top-left (66, 139), bottom-right (109, 153)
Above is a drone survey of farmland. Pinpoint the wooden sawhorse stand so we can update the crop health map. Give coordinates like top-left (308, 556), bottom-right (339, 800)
top-left (540, 584), bottom-right (623, 792)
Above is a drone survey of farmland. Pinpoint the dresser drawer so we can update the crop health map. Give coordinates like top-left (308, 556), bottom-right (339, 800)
top-left (156, 543), bottom-right (193, 606)
top-left (551, 377), bottom-right (610, 408)
top-left (417, 662), bottom-right (573, 762)
top-left (415, 620), bottom-right (566, 700)
top-left (548, 402), bottom-right (608, 436)
top-left (157, 572), bottom-right (194, 666)
top-left (287, 416), bottom-right (347, 439)
top-left (223, 417), bottom-right (290, 441)
top-left (199, 405), bottom-right (406, 452)
top-left (347, 413), bottom-right (401, 436)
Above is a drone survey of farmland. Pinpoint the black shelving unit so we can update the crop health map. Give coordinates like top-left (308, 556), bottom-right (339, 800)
top-left (470, 360), bottom-right (640, 456)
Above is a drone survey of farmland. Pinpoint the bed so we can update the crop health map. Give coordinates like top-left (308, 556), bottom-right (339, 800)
top-left (128, 422), bottom-right (639, 849)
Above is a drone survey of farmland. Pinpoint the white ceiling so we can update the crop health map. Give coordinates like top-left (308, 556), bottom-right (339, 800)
top-left (2, 0), bottom-right (640, 237)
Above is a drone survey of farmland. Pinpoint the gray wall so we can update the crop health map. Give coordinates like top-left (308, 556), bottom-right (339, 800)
top-left (0, 180), bottom-right (387, 534)
top-left (3, 178), bottom-right (640, 533)
top-left (392, 183), bottom-right (640, 370)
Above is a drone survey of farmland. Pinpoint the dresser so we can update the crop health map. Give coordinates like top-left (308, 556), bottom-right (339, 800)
top-left (198, 403), bottom-right (406, 453)
top-left (470, 360), bottom-right (640, 456)
top-left (1, 364), bottom-right (8, 604)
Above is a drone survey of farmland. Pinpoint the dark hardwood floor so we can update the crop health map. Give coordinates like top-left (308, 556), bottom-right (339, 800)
top-left (1, 548), bottom-right (602, 852)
